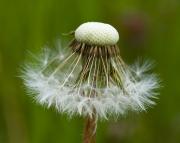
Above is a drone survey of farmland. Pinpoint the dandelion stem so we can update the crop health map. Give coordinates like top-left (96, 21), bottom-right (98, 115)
top-left (83, 115), bottom-right (97, 143)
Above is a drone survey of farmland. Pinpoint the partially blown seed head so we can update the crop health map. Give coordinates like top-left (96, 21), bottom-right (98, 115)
top-left (22, 22), bottom-right (160, 119)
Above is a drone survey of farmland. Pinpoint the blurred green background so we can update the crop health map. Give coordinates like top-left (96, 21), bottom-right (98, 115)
top-left (0, 0), bottom-right (180, 143)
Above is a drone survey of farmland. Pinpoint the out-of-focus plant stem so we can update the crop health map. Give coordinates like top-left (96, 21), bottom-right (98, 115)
top-left (83, 115), bottom-right (97, 143)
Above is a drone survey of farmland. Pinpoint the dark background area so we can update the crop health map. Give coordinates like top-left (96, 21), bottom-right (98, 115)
top-left (0, 0), bottom-right (180, 143)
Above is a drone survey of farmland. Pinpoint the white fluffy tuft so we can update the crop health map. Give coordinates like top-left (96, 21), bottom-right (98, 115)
top-left (22, 42), bottom-right (160, 119)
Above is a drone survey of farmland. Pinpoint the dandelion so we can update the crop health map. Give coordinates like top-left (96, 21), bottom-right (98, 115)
top-left (22, 22), bottom-right (160, 143)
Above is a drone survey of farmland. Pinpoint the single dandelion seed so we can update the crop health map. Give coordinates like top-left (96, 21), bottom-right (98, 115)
top-left (22, 22), bottom-right (160, 143)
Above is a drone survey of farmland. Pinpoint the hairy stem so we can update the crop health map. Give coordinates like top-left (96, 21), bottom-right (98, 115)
top-left (83, 116), bottom-right (97, 143)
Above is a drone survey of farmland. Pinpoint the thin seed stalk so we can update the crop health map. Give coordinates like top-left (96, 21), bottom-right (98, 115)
top-left (71, 42), bottom-right (121, 143)
top-left (82, 56), bottom-right (97, 143)
top-left (81, 55), bottom-right (98, 143)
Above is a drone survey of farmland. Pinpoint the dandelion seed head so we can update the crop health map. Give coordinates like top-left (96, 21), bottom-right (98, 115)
top-left (22, 22), bottom-right (160, 119)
